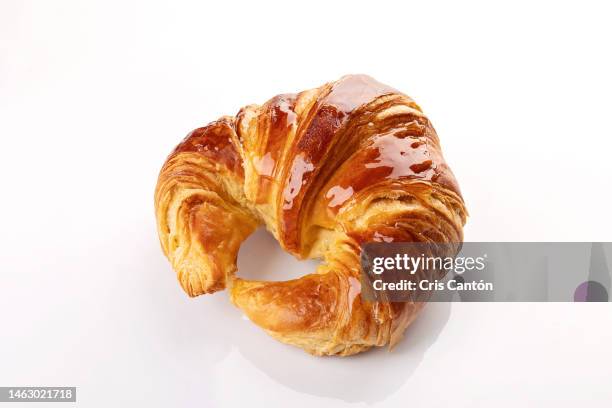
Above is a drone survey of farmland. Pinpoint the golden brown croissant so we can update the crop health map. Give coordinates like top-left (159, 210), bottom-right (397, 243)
top-left (155, 75), bottom-right (467, 356)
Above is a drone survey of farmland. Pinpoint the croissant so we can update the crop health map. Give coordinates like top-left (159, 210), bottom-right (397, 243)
top-left (155, 74), bottom-right (467, 356)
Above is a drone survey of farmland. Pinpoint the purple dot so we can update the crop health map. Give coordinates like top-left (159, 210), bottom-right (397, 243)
top-left (574, 281), bottom-right (608, 302)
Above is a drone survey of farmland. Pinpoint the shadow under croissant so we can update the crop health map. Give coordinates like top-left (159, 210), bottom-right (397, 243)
top-left (233, 300), bottom-right (452, 403)
top-left (229, 228), bottom-right (453, 403)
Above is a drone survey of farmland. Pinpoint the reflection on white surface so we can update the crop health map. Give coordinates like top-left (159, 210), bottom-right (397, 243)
top-left (230, 303), bottom-right (451, 403)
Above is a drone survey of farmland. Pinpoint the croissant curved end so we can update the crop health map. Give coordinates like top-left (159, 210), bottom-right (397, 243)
top-left (154, 74), bottom-right (467, 355)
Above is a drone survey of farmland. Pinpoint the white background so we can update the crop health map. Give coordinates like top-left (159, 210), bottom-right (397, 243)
top-left (1, 1), bottom-right (611, 407)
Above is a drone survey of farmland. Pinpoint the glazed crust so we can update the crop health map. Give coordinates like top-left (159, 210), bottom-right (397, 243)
top-left (155, 75), bottom-right (467, 356)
